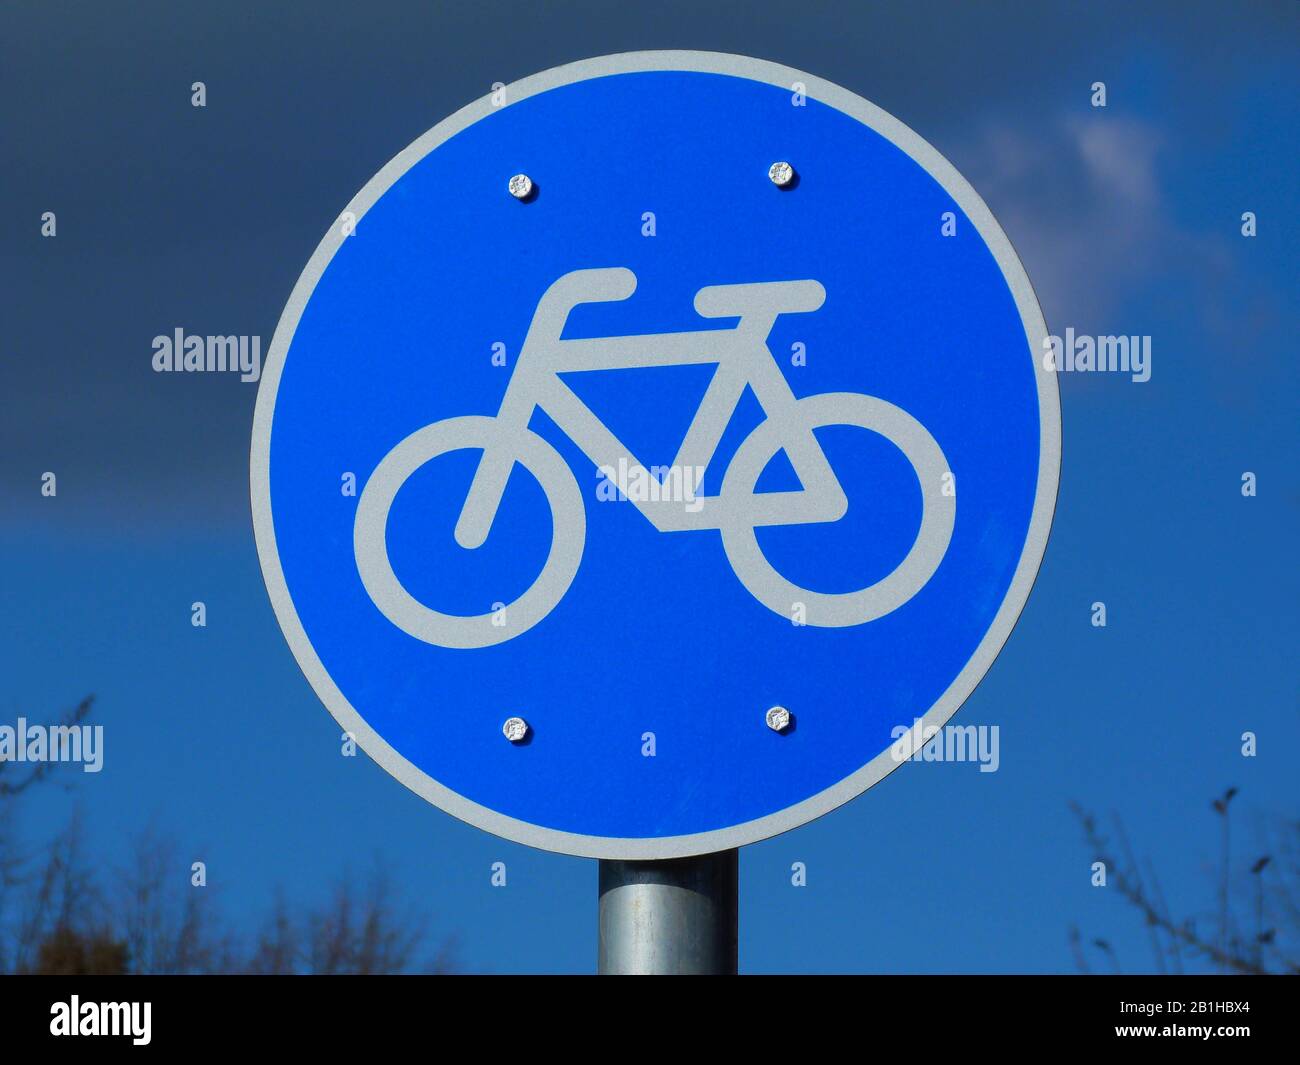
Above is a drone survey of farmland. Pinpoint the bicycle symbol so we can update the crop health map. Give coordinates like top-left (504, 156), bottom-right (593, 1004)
top-left (354, 268), bottom-right (955, 648)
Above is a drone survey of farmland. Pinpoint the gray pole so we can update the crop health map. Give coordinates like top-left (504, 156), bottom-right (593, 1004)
top-left (597, 850), bottom-right (738, 974)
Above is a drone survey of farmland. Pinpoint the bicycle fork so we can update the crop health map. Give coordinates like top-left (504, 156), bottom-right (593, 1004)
top-left (453, 396), bottom-right (533, 550)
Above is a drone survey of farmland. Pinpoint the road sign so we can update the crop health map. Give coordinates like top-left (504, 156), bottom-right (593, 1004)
top-left (251, 51), bottom-right (1059, 859)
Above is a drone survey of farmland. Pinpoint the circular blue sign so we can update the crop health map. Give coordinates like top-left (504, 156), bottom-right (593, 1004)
top-left (252, 52), bottom-right (1059, 858)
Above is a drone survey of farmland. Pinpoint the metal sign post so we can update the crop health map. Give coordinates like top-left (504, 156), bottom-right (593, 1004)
top-left (253, 51), bottom-right (1057, 974)
top-left (599, 852), bottom-right (738, 975)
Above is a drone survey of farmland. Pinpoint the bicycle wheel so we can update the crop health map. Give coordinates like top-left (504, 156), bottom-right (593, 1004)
top-left (353, 415), bottom-right (585, 648)
top-left (719, 392), bottom-right (955, 627)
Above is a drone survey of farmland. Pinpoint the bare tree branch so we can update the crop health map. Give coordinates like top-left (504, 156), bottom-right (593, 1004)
top-left (1, 698), bottom-right (457, 975)
top-left (1071, 794), bottom-right (1297, 975)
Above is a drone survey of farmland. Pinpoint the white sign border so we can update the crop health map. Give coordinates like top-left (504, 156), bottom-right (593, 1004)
top-left (250, 50), bottom-right (1061, 859)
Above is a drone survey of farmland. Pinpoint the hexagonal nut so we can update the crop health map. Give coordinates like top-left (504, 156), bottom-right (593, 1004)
top-left (765, 706), bottom-right (792, 732)
top-left (502, 716), bottom-right (530, 743)
top-left (507, 173), bottom-right (534, 200)
top-left (768, 161), bottom-right (795, 187)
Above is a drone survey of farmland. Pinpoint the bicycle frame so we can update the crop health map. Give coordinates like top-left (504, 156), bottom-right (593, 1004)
top-left (455, 267), bottom-right (848, 549)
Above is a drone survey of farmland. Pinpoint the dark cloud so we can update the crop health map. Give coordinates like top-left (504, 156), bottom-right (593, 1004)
top-left (2, 1), bottom-right (1295, 530)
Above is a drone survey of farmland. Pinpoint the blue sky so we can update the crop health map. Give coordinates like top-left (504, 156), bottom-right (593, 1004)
top-left (2, 1), bottom-right (1296, 972)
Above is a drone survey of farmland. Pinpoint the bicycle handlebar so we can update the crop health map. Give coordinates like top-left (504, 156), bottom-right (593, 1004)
top-left (537, 268), bottom-right (638, 316)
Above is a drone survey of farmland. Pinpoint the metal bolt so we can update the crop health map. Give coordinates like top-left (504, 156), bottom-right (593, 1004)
top-left (502, 716), bottom-right (530, 743)
top-left (768, 161), bottom-right (795, 188)
top-left (765, 706), bottom-right (792, 732)
top-left (507, 173), bottom-right (534, 200)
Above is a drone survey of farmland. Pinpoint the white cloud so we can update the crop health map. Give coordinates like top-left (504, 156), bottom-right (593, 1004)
top-left (956, 115), bottom-right (1169, 329)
